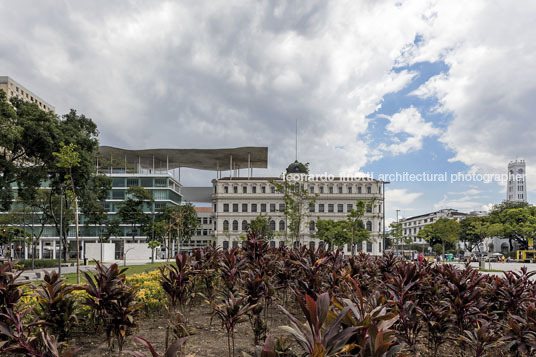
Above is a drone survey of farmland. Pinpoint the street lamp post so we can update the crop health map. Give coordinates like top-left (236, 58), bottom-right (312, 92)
top-left (382, 181), bottom-right (390, 255)
top-left (396, 209), bottom-right (400, 252)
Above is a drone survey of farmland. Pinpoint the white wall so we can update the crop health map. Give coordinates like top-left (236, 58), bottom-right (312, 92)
top-left (85, 243), bottom-right (115, 262)
top-left (124, 243), bottom-right (152, 260)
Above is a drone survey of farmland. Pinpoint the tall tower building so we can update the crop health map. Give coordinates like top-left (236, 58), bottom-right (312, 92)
top-left (507, 160), bottom-right (527, 202)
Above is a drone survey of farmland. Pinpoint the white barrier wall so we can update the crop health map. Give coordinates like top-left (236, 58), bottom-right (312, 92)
top-left (85, 243), bottom-right (115, 262)
top-left (124, 243), bottom-right (152, 260)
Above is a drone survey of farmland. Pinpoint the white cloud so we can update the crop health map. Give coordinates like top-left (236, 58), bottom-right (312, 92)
top-left (379, 106), bottom-right (440, 155)
top-left (0, 1), bottom-right (436, 183)
top-left (408, 0), bottom-right (536, 187)
top-left (385, 188), bottom-right (423, 207)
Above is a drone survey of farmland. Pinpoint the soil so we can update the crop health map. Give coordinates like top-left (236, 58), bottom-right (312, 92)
top-left (69, 300), bottom-right (293, 356)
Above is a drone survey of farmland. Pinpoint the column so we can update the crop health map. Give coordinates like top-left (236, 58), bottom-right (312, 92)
top-left (38, 240), bottom-right (43, 259)
top-left (52, 240), bottom-right (56, 259)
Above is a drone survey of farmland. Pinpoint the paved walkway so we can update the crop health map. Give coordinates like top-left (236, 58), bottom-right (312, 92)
top-left (16, 259), bottom-right (166, 281)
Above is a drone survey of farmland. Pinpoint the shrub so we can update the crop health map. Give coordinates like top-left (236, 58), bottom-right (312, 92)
top-left (34, 270), bottom-right (77, 341)
top-left (82, 261), bottom-right (141, 353)
top-left (279, 292), bottom-right (357, 356)
top-left (0, 261), bottom-right (26, 315)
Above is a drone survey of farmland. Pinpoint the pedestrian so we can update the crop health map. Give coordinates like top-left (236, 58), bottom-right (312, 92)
top-left (418, 253), bottom-right (424, 263)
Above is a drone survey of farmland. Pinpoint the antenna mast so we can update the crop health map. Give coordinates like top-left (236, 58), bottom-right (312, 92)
top-left (295, 119), bottom-right (298, 161)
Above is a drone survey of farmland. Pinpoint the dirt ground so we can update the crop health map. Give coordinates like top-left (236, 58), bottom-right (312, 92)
top-left (69, 300), bottom-right (293, 356)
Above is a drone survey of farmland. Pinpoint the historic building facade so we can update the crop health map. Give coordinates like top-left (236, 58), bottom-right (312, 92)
top-left (211, 162), bottom-right (386, 255)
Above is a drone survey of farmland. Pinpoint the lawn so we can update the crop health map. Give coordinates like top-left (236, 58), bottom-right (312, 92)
top-left (61, 262), bottom-right (166, 284)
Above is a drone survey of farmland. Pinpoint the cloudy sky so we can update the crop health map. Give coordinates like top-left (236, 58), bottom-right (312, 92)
top-left (1, 0), bottom-right (535, 224)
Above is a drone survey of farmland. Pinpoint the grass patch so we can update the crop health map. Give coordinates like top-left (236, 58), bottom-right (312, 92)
top-left (61, 262), bottom-right (166, 285)
top-left (478, 268), bottom-right (504, 273)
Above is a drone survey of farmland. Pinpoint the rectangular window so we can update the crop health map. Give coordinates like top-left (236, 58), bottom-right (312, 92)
top-left (338, 186), bottom-right (343, 194)
top-left (358, 187), bottom-right (362, 194)
top-left (251, 204), bottom-right (257, 212)
top-left (233, 203), bottom-right (238, 212)
top-left (271, 186), bottom-right (275, 193)
top-left (319, 204), bottom-right (325, 213)
top-left (270, 203), bottom-right (276, 212)
top-left (112, 178), bottom-right (125, 187)
top-left (367, 242), bottom-right (373, 253)
top-left (328, 204), bottom-right (334, 213)
top-left (366, 205), bottom-right (372, 213)
top-left (223, 204), bottom-right (229, 212)
top-left (348, 186), bottom-right (352, 194)
top-left (319, 186), bottom-right (324, 194)
top-left (367, 186), bottom-right (372, 194)
top-left (202, 217), bottom-right (208, 224)
top-left (261, 186), bottom-right (266, 193)
top-left (224, 186), bottom-right (229, 193)
top-left (252, 186), bottom-right (257, 193)
top-left (309, 204), bottom-right (315, 213)
top-left (309, 186), bottom-right (314, 194)
top-left (242, 203), bottom-right (248, 212)
top-left (337, 204), bottom-right (343, 213)
top-left (243, 186), bottom-right (247, 193)
top-left (140, 178), bottom-right (152, 187)
top-left (279, 203), bottom-right (285, 212)
top-left (329, 186), bottom-right (334, 194)
top-left (126, 178), bottom-right (139, 187)
top-left (261, 203), bottom-right (266, 212)
top-left (155, 178), bottom-right (167, 187)
top-left (233, 186), bottom-right (238, 193)
top-left (112, 190), bottom-right (125, 200)
top-left (347, 204), bottom-right (353, 212)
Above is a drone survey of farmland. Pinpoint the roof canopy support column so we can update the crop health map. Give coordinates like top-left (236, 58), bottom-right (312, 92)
top-left (229, 155), bottom-right (233, 178)
top-left (248, 152), bottom-right (251, 179)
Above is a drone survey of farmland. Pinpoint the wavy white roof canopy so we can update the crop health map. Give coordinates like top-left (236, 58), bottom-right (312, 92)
top-left (98, 146), bottom-right (268, 171)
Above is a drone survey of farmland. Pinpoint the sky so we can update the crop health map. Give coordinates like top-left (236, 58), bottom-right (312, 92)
top-left (1, 0), bottom-right (535, 225)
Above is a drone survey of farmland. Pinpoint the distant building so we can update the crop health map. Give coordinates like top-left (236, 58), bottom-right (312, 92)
top-left (185, 207), bottom-right (214, 250)
top-left (507, 160), bottom-right (527, 202)
top-left (0, 76), bottom-right (55, 113)
top-left (399, 208), bottom-right (471, 248)
top-left (211, 161), bottom-right (386, 255)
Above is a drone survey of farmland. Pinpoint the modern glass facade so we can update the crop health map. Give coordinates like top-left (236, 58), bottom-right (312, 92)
top-left (1, 172), bottom-right (182, 259)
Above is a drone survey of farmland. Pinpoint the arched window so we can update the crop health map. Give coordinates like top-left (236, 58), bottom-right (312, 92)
top-left (279, 220), bottom-right (285, 231)
top-left (269, 220), bottom-right (276, 231)
top-left (309, 241), bottom-right (315, 250)
top-left (242, 220), bottom-right (248, 231)
top-left (223, 220), bottom-right (229, 231)
top-left (223, 241), bottom-right (229, 250)
top-left (366, 221), bottom-right (372, 231)
top-left (309, 221), bottom-right (315, 231)
top-left (232, 220), bottom-right (239, 231)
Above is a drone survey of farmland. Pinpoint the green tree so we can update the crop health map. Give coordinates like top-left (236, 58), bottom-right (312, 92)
top-left (271, 168), bottom-right (317, 245)
top-left (346, 200), bottom-right (371, 255)
top-left (417, 217), bottom-right (460, 257)
top-left (154, 203), bottom-right (199, 260)
top-left (54, 142), bottom-right (82, 283)
top-left (459, 216), bottom-right (490, 253)
top-left (315, 219), bottom-right (350, 250)
top-left (0, 90), bottom-right (61, 211)
top-left (388, 222), bottom-right (407, 253)
top-left (117, 186), bottom-right (153, 261)
top-left (489, 203), bottom-right (536, 250)
top-left (245, 214), bottom-right (275, 241)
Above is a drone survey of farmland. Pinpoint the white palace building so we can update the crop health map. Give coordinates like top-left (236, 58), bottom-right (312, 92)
top-left (209, 161), bottom-right (386, 255)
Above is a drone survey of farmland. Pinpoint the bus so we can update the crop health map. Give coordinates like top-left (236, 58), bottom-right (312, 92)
top-left (516, 250), bottom-right (536, 263)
